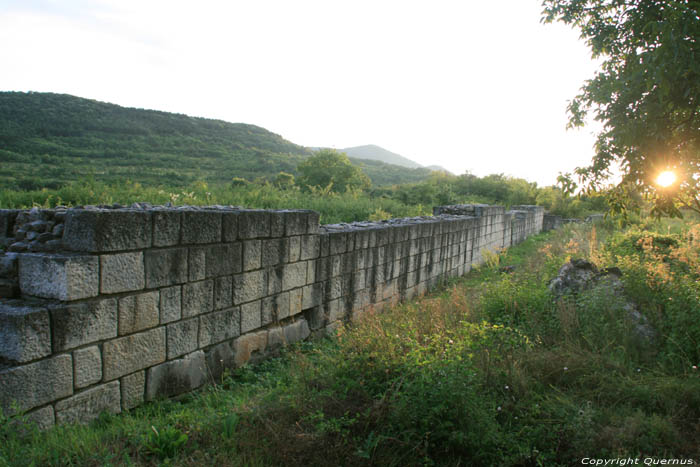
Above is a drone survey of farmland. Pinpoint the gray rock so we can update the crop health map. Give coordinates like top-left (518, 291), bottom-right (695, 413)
top-left (222, 211), bottom-right (239, 242)
top-left (213, 275), bottom-right (233, 310)
top-left (240, 300), bottom-right (261, 333)
top-left (204, 340), bottom-right (235, 382)
top-left (233, 270), bottom-right (267, 305)
top-left (73, 346), bottom-right (102, 389)
top-left (63, 209), bottom-right (152, 252)
top-left (238, 210), bottom-right (270, 239)
top-left (102, 327), bottom-right (166, 381)
top-left (182, 280), bottom-right (214, 318)
top-left (181, 211), bottom-right (221, 244)
top-left (160, 285), bottom-right (182, 324)
top-left (205, 243), bottom-right (242, 277)
top-left (0, 355), bottom-right (73, 414)
top-left (118, 291), bottom-right (160, 335)
top-left (167, 317), bottom-right (199, 359)
top-left (198, 307), bottom-right (240, 347)
top-left (100, 252), bottom-right (145, 294)
top-left (120, 370), bottom-right (145, 410)
top-left (51, 298), bottom-right (118, 351)
top-left (153, 210), bottom-right (181, 247)
top-left (24, 406), bottom-right (56, 431)
top-left (300, 235), bottom-right (320, 261)
top-left (145, 351), bottom-right (207, 400)
top-left (232, 330), bottom-right (267, 367)
top-left (55, 381), bottom-right (121, 425)
top-left (242, 240), bottom-right (261, 271)
top-left (19, 253), bottom-right (99, 301)
top-left (0, 303), bottom-right (51, 363)
top-left (144, 248), bottom-right (188, 288)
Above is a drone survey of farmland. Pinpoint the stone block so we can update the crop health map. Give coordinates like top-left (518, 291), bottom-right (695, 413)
top-left (232, 270), bottom-right (266, 305)
top-left (145, 350), bottom-right (207, 400)
top-left (300, 235), bottom-right (320, 261)
top-left (269, 212), bottom-right (285, 237)
top-left (152, 209), bottom-right (182, 247)
top-left (204, 341), bottom-right (235, 382)
top-left (103, 327), bottom-right (166, 381)
top-left (319, 234), bottom-right (330, 257)
top-left (19, 253), bottom-right (99, 301)
top-left (160, 285), bottom-right (182, 324)
top-left (100, 252), bottom-right (145, 294)
top-left (268, 291), bottom-right (290, 321)
top-left (238, 210), bottom-right (270, 239)
top-left (262, 238), bottom-right (283, 267)
top-left (121, 370), bottom-right (145, 410)
top-left (289, 287), bottom-right (303, 316)
top-left (144, 248), bottom-right (188, 288)
top-left (232, 330), bottom-right (267, 367)
top-left (242, 240), bottom-right (261, 271)
top-left (284, 319), bottom-right (310, 345)
top-left (182, 280), bottom-right (214, 318)
top-left (25, 406), bottom-right (55, 431)
top-left (0, 209), bottom-right (19, 237)
top-left (240, 300), bottom-right (261, 333)
top-left (302, 283), bottom-right (321, 309)
top-left (167, 317), bottom-right (199, 359)
top-left (51, 298), bottom-right (117, 352)
top-left (63, 209), bottom-right (152, 252)
top-left (284, 211), bottom-right (307, 236)
top-left (287, 236), bottom-right (301, 262)
top-left (305, 305), bottom-right (326, 330)
top-left (222, 211), bottom-right (239, 242)
top-left (0, 354), bottom-right (73, 414)
top-left (188, 247), bottom-right (206, 281)
top-left (206, 243), bottom-right (242, 277)
top-left (329, 233), bottom-right (347, 255)
top-left (55, 381), bottom-right (121, 425)
top-left (118, 291), bottom-right (160, 335)
top-left (306, 211), bottom-right (320, 234)
top-left (327, 298), bottom-right (345, 322)
top-left (214, 275), bottom-right (233, 310)
top-left (181, 211), bottom-right (222, 244)
top-left (73, 346), bottom-right (102, 389)
top-left (306, 260), bottom-right (317, 285)
top-left (282, 262), bottom-right (307, 291)
top-left (198, 307), bottom-right (240, 347)
top-left (0, 303), bottom-right (51, 364)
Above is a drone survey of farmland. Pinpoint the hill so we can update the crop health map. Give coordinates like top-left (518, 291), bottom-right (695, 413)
top-left (0, 92), bottom-right (433, 190)
top-left (341, 144), bottom-right (422, 169)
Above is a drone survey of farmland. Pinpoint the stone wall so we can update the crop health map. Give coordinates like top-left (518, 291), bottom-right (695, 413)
top-left (0, 203), bottom-right (545, 428)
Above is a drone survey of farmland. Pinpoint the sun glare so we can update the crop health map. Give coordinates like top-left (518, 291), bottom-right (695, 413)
top-left (656, 170), bottom-right (677, 188)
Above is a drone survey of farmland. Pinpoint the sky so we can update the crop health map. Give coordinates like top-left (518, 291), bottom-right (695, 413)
top-left (0, 0), bottom-right (603, 186)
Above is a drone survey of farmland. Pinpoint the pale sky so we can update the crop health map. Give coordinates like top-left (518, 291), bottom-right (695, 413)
top-left (0, 0), bottom-right (602, 186)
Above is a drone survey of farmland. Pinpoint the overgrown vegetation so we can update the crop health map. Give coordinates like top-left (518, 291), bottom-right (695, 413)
top-left (3, 217), bottom-right (698, 466)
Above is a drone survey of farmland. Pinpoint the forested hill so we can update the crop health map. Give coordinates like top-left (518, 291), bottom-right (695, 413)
top-left (0, 92), bottom-right (433, 190)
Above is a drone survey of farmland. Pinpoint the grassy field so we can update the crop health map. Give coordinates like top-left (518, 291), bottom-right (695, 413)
top-left (2, 217), bottom-right (700, 466)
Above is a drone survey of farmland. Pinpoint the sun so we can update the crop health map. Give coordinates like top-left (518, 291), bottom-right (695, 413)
top-left (656, 170), bottom-right (676, 188)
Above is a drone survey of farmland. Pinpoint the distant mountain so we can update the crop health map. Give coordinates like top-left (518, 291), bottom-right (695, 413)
top-left (340, 145), bottom-right (423, 169)
top-left (0, 92), bottom-right (434, 190)
top-left (426, 165), bottom-right (452, 174)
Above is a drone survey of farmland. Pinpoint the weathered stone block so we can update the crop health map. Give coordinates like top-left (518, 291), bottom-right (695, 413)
top-left (329, 233), bottom-right (347, 255)
top-left (240, 300), bottom-right (261, 334)
top-left (206, 243), bottom-right (242, 277)
top-left (287, 236), bottom-right (301, 262)
top-left (307, 260), bottom-right (316, 285)
top-left (118, 291), bottom-right (159, 335)
top-left (182, 280), bottom-right (214, 318)
top-left (167, 317), bottom-right (199, 359)
top-left (145, 351), bottom-right (207, 400)
top-left (269, 212), bottom-right (285, 237)
top-left (25, 406), bottom-right (55, 431)
top-left (262, 238), bottom-right (283, 267)
top-left (233, 270), bottom-right (266, 305)
top-left (51, 298), bottom-right (117, 351)
top-left (266, 291), bottom-right (290, 321)
top-left (306, 211), bottom-right (320, 234)
top-left (282, 262), bottom-right (307, 291)
top-left (73, 346), bottom-right (102, 389)
top-left (63, 209), bottom-right (151, 252)
top-left (188, 247), bottom-right (206, 281)
top-left (144, 248), bottom-right (188, 288)
top-left (0, 209), bottom-right (19, 238)
top-left (214, 275), bottom-right (233, 310)
top-left (284, 319), bottom-right (310, 345)
top-left (160, 285), bottom-right (181, 324)
top-left (55, 381), bottom-right (121, 425)
top-left (0, 354), bottom-right (73, 414)
top-left (100, 252), bottom-right (145, 294)
top-left (204, 340), bottom-right (234, 381)
top-left (19, 253), bottom-right (98, 301)
top-left (103, 327), bottom-right (166, 381)
top-left (198, 307), bottom-right (240, 347)
top-left (300, 235), bottom-right (320, 261)
top-left (326, 298), bottom-right (345, 322)
top-left (242, 240), bottom-right (261, 271)
top-left (289, 287), bottom-right (303, 316)
top-left (239, 210), bottom-right (270, 239)
top-left (121, 370), bottom-right (145, 410)
top-left (0, 303), bottom-right (51, 364)
top-left (283, 211), bottom-right (307, 236)
top-left (153, 210), bottom-right (181, 247)
top-left (232, 330), bottom-right (267, 367)
top-left (181, 211), bottom-right (222, 244)
top-left (302, 283), bottom-right (321, 309)
top-left (222, 211), bottom-right (239, 242)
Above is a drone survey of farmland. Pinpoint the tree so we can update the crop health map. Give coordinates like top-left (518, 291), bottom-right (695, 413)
top-left (542, 0), bottom-right (700, 216)
top-left (296, 149), bottom-right (371, 193)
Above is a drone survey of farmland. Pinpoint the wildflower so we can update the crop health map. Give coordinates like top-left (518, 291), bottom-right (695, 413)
top-left (448, 339), bottom-right (454, 345)
top-left (497, 406), bottom-right (502, 411)
top-left (563, 367), bottom-right (568, 371)
top-left (636, 368), bottom-right (641, 372)
top-left (504, 385), bottom-right (509, 390)
top-left (693, 365), bottom-right (698, 370)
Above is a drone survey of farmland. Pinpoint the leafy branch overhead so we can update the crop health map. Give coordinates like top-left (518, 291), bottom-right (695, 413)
top-left (542, 0), bottom-right (700, 216)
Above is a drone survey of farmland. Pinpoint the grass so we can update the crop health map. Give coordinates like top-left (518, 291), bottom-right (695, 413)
top-left (2, 218), bottom-right (700, 466)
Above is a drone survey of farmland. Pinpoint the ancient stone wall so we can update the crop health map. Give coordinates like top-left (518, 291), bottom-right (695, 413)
top-left (0, 203), bottom-right (545, 428)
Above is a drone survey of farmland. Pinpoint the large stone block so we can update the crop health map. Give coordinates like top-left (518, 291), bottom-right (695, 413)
top-left (144, 248), bottom-right (188, 288)
top-left (240, 300), bottom-right (261, 334)
top-left (282, 262), bottom-right (307, 291)
top-left (100, 252), bottom-right (145, 294)
top-left (289, 287), bottom-right (303, 316)
top-left (269, 211), bottom-right (285, 237)
top-left (0, 354), bottom-right (73, 414)
top-left (51, 298), bottom-right (117, 352)
top-left (181, 211), bottom-right (222, 244)
top-left (264, 291), bottom-right (290, 321)
top-left (73, 345), bottom-right (102, 389)
top-left (204, 341), bottom-right (235, 382)
top-left (232, 330), bottom-right (267, 367)
top-left (284, 319), bottom-right (310, 344)
top-left (302, 283), bottom-right (321, 309)
top-left (242, 240), bottom-right (261, 271)
top-left (118, 291), bottom-right (160, 335)
top-left (213, 275), bottom-right (233, 310)
top-left (206, 243), bottom-right (242, 278)
top-left (63, 209), bottom-right (152, 252)
top-left (233, 270), bottom-right (266, 305)
top-left (238, 210), bottom-right (270, 239)
top-left (188, 247), bottom-right (206, 281)
top-left (283, 211), bottom-right (307, 236)
top-left (145, 350), bottom-right (207, 400)
top-left (261, 238), bottom-right (284, 267)
top-left (102, 327), bottom-right (166, 381)
top-left (152, 210), bottom-right (182, 247)
top-left (167, 317), bottom-right (199, 359)
top-left (300, 235), bottom-right (320, 261)
top-left (55, 381), bottom-right (121, 425)
top-left (222, 211), bottom-right (239, 242)
top-left (160, 285), bottom-right (182, 324)
top-left (0, 303), bottom-right (51, 364)
top-left (19, 253), bottom-right (99, 301)
top-left (121, 370), bottom-right (145, 410)
top-left (25, 406), bottom-right (55, 431)
top-left (198, 307), bottom-right (240, 347)
top-left (182, 280), bottom-right (214, 318)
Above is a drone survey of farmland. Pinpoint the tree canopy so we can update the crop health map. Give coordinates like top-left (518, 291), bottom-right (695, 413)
top-left (542, 0), bottom-right (700, 216)
top-left (296, 149), bottom-right (371, 193)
